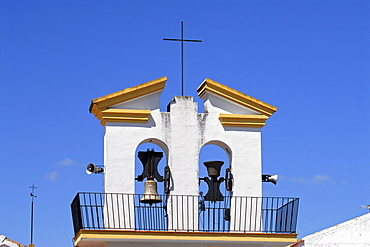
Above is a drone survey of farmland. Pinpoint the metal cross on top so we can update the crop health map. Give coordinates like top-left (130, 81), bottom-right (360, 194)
top-left (29, 184), bottom-right (38, 198)
top-left (163, 22), bottom-right (202, 96)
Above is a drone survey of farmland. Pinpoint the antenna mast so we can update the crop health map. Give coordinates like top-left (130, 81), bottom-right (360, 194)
top-left (29, 184), bottom-right (38, 247)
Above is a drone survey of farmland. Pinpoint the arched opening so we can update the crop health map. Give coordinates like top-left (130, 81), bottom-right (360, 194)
top-left (133, 138), bottom-right (168, 231)
top-left (134, 138), bottom-right (168, 195)
top-left (198, 141), bottom-right (232, 232)
top-left (199, 141), bottom-right (232, 197)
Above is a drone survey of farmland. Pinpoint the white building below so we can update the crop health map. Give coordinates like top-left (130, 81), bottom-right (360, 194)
top-left (290, 213), bottom-right (370, 247)
top-left (0, 235), bottom-right (26, 247)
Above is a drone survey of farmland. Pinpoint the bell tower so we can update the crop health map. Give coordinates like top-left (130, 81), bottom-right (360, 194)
top-left (88, 76), bottom-right (278, 231)
top-left (90, 76), bottom-right (277, 196)
top-left (72, 76), bottom-right (299, 246)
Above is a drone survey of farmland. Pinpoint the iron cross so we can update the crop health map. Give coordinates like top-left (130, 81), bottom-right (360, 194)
top-left (163, 22), bottom-right (202, 96)
top-left (29, 184), bottom-right (38, 198)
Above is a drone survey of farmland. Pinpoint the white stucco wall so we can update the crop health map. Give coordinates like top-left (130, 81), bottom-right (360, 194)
top-left (104, 94), bottom-right (263, 197)
top-left (292, 213), bottom-right (370, 247)
top-left (103, 91), bottom-right (266, 231)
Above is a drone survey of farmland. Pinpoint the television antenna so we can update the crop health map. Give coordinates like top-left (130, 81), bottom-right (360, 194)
top-left (29, 184), bottom-right (38, 246)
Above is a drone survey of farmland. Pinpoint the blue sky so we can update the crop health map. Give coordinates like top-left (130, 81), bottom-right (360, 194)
top-left (1, 1), bottom-right (369, 246)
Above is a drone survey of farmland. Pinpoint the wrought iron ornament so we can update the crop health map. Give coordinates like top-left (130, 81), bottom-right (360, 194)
top-left (199, 161), bottom-right (225, 202)
top-left (136, 149), bottom-right (163, 182)
top-left (71, 192), bottom-right (299, 233)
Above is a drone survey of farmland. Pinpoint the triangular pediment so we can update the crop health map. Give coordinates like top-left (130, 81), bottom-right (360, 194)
top-left (89, 77), bottom-right (276, 127)
top-left (89, 77), bottom-right (166, 125)
top-left (197, 78), bottom-right (277, 128)
top-left (197, 78), bottom-right (277, 117)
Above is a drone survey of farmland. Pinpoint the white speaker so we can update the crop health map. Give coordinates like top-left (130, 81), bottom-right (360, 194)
top-left (262, 174), bottom-right (278, 185)
top-left (86, 163), bottom-right (104, 175)
top-left (268, 174), bottom-right (278, 185)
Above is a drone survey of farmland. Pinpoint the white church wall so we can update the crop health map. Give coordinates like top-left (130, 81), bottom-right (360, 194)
top-left (292, 213), bottom-right (370, 247)
top-left (202, 100), bottom-right (263, 198)
top-left (202, 104), bottom-right (263, 232)
top-left (165, 96), bottom-right (201, 231)
top-left (104, 109), bottom-right (165, 194)
top-left (103, 109), bottom-right (167, 230)
top-left (166, 96), bottom-right (201, 196)
top-left (99, 79), bottom-right (273, 233)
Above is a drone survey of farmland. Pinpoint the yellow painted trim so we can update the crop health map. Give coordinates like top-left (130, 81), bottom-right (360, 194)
top-left (97, 109), bottom-right (151, 126)
top-left (90, 76), bottom-right (167, 120)
top-left (197, 78), bottom-right (277, 117)
top-left (74, 229), bottom-right (297, 246)
top-left (219, 114), bottom-right (269, 128)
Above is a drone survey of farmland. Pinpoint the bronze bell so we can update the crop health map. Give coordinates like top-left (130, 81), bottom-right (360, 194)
top-left (202, 161), bottom-right (225, 202)
top-left (204, 161), bottom-right (224, 179)
top-left (140, 179), bottom-right (162, 204)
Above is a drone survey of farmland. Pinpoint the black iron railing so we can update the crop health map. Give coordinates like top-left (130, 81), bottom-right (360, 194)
top-left (71, 193), bottom-right (299, 235)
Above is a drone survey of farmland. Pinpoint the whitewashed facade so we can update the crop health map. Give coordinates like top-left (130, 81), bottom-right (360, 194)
top-left (72, 77), bottom-right (299, 247)
top-left (290, 213), bottom-right (370, 247)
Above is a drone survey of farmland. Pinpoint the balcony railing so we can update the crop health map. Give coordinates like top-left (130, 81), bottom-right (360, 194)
top-left (71, 193), bottom-right (299, 235)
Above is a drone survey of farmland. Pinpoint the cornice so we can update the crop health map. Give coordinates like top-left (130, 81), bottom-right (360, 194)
top-left (197, 78), bottom-right (277, 117)
top-left (74, 229), bottom-right (297, 246)
top-left (90, 76), bottom-right (167, 119)
top-left (219, 114), bottom-right (269, 128)
top-left (98, 109), bottom-right (151, 126)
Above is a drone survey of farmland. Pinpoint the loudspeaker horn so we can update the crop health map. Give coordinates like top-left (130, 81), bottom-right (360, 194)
top-left (262, 174), bottom-right (278, 185)
top-left (86, 163), bottom-right (104, 175)
top-left (267, 174), bottom-right (279, 185)
top-left (268, 174), bottom-right (278, 185)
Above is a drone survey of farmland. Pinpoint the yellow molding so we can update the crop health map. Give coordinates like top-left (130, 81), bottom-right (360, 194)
top-left (99, 109), bottom-right (151, 126)
top-left (89, 76), bottom-right (167, 119)
top-left (219, 114), bottom-right (269, 128)
top-left (197, 78), bottom-right (277, 117)
top-left (74, 229), bottom-right (297, 246)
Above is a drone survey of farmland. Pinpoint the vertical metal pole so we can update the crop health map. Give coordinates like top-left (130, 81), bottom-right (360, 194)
top-left (30, 198), bottom-right (34, 244)
top-left (29, 184), bottom-right (37, 246)
top-left (181, 21), bottom-right (184, 96)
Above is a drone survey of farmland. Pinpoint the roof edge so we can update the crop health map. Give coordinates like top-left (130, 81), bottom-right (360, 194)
top-left (75, 229), bottom-right (297, 246)
top-left (197, 78), bottom-right (277, 116)
top-left (89, 76), bottom-right (167, 117)
top-left (219, 114), bottom-right (269, 128)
